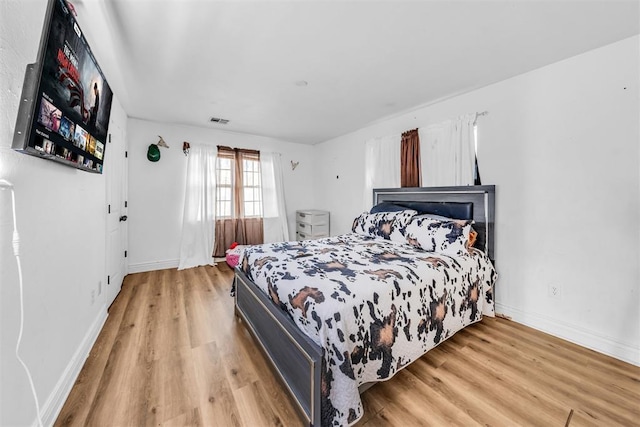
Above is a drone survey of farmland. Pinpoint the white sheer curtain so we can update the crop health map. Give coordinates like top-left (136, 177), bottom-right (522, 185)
top-left (178, 144), bottom-right (217, 270)
top-left (419, 113), bottom-right (477, 186)
top-left (261, 152), bottom-right (290, 243)
top-left (363, 134), bottom-right (401, 210)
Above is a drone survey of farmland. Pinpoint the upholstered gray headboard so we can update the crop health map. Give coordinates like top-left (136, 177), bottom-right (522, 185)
top-left (372, 185), bottom-right (496, 262)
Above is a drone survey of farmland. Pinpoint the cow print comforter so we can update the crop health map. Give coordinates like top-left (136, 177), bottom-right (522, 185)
top-left (240, 233), bottom-right (496, 426)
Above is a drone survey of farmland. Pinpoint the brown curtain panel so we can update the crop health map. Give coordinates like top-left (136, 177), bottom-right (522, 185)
top-left (214, 218), bottom-right (263, 257)
top-left (213, 146), bottom-right (263, 257)
top-left (401, 129), bottom-right (421, 187)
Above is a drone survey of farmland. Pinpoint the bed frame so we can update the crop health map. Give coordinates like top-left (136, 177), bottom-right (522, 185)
top-left (234, 185), bottom-right (495, 426)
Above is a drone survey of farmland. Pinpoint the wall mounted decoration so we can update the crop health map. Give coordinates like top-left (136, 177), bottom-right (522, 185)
top-left (147, 144), bottom-right (160, 162)
top-left (157, 135), bottom-right (170, 148)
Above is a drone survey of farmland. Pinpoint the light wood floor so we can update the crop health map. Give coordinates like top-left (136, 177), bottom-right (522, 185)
top-left (56, 265), bottom-right (640, 427)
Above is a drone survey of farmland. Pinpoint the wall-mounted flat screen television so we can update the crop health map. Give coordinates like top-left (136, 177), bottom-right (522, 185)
top-left (12, 0), bottom-right (113, 174)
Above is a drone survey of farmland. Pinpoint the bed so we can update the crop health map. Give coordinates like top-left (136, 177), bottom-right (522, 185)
top-left (234, 185), bottom-right (496, 426)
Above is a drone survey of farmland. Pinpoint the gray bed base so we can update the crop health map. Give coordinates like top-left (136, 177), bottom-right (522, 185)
top-left (234, 185), bottom-right (496, 426)
top-left (234, 269), bottom-right (322, 425)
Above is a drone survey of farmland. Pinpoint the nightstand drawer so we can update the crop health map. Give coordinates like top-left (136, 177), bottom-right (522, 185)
top-left (296, 231), bottom-right (328, 241)
top-left (296, 210), bottom-right (329, 225)
top-left (296, 222), bottom-right (329, 236)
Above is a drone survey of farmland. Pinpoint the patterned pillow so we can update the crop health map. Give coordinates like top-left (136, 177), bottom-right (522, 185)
top-left (404, 216), bottom-right (474, 256)
top-left (467, 228), bottom-right (478, 249)
top-left (352, 210), bottom-right (417, 242)
top-left (414, 214), bottom-right (478, 249)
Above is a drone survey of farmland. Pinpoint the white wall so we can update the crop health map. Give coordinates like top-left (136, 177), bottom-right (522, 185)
top-left (127, 118), bottom-right (315, 272)
top-left (0, 0), bottom-right (128, 424)
top-left (313, 36), bottom-right (640, 365)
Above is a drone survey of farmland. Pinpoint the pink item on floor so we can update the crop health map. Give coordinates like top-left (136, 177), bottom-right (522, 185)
top-left (225, 245), bottom-right (245, 268)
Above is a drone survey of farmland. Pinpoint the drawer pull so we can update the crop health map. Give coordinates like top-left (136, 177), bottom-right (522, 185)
top-left (299, 213), bottom-right (306, 218)
top-left (299, 223), bottom-right (306, 228)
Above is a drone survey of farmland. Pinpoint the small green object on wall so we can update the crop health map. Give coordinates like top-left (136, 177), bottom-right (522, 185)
top-left (147, 144), bottom-right (160, 162)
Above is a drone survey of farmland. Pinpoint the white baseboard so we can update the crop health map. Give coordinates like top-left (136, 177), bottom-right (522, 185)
top-left (496, 303), bottom-right (639, 367)
top-left (39, 306), bottom-right (108, 426)
top-left (128, 259), bottom-right (179, 274)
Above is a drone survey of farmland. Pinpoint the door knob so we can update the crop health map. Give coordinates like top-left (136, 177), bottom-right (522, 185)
top-left (119, 215), bottom-right (128, 222)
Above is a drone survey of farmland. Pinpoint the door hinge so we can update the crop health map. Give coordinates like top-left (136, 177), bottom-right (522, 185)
top-left (107, 275), bottom-right (110, 285)
top-left (108, 134), bottom-right (111, 143)
top-left (108, 204), bottom-right (111, 214)
top-left (124, 200), bottom-right (128, 208)
top-left (124, 250), bottom-right (128, 258)
top-left (125, 151), bottom-right (128, 158)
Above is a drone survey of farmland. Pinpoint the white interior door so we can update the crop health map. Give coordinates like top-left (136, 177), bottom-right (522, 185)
top-left (105, 118), bottom-right (128, 307)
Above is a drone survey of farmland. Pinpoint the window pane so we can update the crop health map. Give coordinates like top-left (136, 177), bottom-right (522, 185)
top-left (220, 158), bottom-right (231, 169)
top-left (215, 155), bottom-right (235, 218)
top-left (244, 187), bottom-right (253, 202)
top-left (215, 201), bottom-right (225, 217)
top-left (221, 170), bottom-right (231, 186)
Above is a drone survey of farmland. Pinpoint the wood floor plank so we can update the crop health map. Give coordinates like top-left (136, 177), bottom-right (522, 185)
top-left (146, 346), bottom-right (199, 425)
top-left (470, 323), bottom-right (640, 410)
top-left (84, 277), bottom-right (154, 426)
top-left (459, 325), bottom-right (639, 426)
top-left (190, 340), bottom-right (245, 426)
top-left (233, 381), bottom-right (285, 427)
top-left (479, 319), bottom-right (640, 402)
top-left (56, 266), bottom-right (640, 427)
top-left (54, 276), bottom-right (134, 426)
top-left (404, 357), bottom-right (517, 426)
top-left (161, 407), bottom-right (202, 427)
top-left (485, 317), bottom-right (639, 384)
top-left (231, 320), bottom-right (304, 424)
top-left (394, 369), bottom-right (481, 426)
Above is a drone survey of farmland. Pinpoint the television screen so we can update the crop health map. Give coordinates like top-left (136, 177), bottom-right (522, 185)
top-left (12, 0), bottom-right (113, 174)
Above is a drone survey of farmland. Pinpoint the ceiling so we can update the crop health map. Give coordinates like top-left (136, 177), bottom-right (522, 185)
top-left (72, 0), bottom-right (639, 145)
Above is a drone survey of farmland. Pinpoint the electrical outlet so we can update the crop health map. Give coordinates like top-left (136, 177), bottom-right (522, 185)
top-left (91, 290), bottom-right (95, 304)
top-left (547, 284), bottom-right (561, 299)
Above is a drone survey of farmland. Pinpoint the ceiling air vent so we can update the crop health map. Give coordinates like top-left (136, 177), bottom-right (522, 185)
top-left (210, 117), bottom-right (230, 124)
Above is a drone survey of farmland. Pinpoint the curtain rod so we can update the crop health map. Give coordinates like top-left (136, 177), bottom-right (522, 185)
top-left (473, 110), bottom-right (489, 125)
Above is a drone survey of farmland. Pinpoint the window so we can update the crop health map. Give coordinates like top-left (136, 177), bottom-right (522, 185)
top-left (242, 158), bottom-right (263, 217)
top-left (216, 157), bottom-right (233, 218)
top-left (418, 113), bottom-right (478, 186)
top-left (215, 146), bottom-right (263, 218)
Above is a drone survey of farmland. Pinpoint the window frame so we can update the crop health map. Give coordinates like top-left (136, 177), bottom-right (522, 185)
top-left (215, 146), bottom-right (263, 219)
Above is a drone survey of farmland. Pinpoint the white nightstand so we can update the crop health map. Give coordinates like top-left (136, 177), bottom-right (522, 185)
top-left (296, 210), bottom-right (330, 240)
